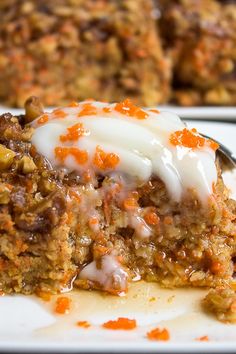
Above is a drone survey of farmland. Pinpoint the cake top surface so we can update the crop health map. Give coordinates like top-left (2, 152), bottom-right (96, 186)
top-left (31, 99), bottom-right (218, 202)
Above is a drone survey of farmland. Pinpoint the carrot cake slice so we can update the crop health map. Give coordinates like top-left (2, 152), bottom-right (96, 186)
top-left (0, 97), bottom-right (235, 304)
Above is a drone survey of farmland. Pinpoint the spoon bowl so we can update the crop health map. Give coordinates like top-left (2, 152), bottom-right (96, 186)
top-left (202, 133), bottom-right (236, 171)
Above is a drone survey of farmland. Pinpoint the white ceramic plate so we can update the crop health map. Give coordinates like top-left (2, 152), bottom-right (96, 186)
top-left (0, 108), bottom-right (236, 353)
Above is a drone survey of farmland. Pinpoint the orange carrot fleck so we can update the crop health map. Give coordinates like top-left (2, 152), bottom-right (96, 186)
top-left (68, 101), bottom-right (79, 107)
top-left (114, 98), bottom-right (148, 120)
top-left (69, 190), bottom-right (81, 203)
top-left (210, 261), bottom-right (223, 275)
top-left (83, 170), bottom-right (92, 183)
top-left (55, 147), bottom-right (88, 165)
top-left (135, 48), bottom-right (148, 58)
top-left (164, 216), bottom-right (173, 225)
top-left (60, 123), bottom-right (88, 142)
top-left (38, 114), bottom-right (49, 124)
top-left (77, 321), bottom-right (91, 328)
top-left (102, 317), bottom-right (137, 330)
top-left (30, 145), bottom-right (37, 158)
top-left (149, 108), bottom-right (160, 114)
top-left (78, 103), bottom-right (97, 117)
top-left (170, 128), bottom-right (219, 151)
top-left (89, 216), bottom-right (100, 232)
top-left (103, 106), bottom-right (112, 113)
top-left (230, 300), bottom-right (236, 312)
top-left (212, 182), bottom-right (216, 193)
top-left (196, 335), bottom-right (209, 341)
top-left (53, 109), bottom-right (67, 118)
top-left (93, 245), bottom-right (109, 258)
top-left (146, 327), bottom-right (170, 341)
top-left (55, 296), bottom-right (71, 314)
top-left (89, 216), bottom-right (99, 225)
top-left (123, 197), bottom-right (138, 210)
top-left (36, 290), bottom-right (51, 302)
top-left (66, 211), bottom-right (74, 224)
top-left (144, 211), bottom-right (160, 225)
top-left (93, 146), bottom-right (120, 170)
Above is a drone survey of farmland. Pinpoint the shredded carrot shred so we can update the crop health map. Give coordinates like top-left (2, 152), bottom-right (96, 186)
top-left (38, 114), bottom-right (49, 124)
top-left (77, 321), bottom-right (91, 328)
top-left (114, 98), bottom-right (148, 120)
top-left (60, 123), bottom-right (88, 142)
top-left (102, 317), bottom-right (137, 330)
top-left (196, 335), bottom-right (209, 341)
top-left (146, 327), bottom-right (170, 341)
top-left (78, 103), bottom-right (97, 117)
top-left (170, 128), bottom-right (219, 151)
top-left (93, 145), bottom-right (120, 170)
top-left (55, 147), bottom-right (88, 165)
top-left (55, 296), bottom-right (71, 314)
top-left (144, 211), bottom-right (160, 225)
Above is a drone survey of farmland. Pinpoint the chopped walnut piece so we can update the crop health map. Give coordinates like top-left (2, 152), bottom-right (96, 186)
top-left (0, 144), bottom-right (15, 170)
top-left (24, 96), bottom-right (44, 123)
top-left (19, 156), bottom-right (37, 174)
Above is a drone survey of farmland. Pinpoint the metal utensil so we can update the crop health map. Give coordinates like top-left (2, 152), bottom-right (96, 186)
top-left (202, 134), bottom-right (236, 171)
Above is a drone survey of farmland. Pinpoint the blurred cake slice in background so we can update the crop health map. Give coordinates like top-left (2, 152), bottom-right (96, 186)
top-left (0, 0), bottom-right (171, 107)
top-left (158, 0), bottom-right (236, 106)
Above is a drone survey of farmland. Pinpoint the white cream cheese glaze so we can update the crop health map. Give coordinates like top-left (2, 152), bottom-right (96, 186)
top-left (79, 255), bottom-right (128, 293)
top-left (31, 100), bottom-right (218, 202)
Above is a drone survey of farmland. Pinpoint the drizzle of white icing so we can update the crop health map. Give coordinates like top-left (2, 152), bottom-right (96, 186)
top-left (31, 100), bottom-right (217, 203)
top-left (129, 214), bottom-right (152, 239)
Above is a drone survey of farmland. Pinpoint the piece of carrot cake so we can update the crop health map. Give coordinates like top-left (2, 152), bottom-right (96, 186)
top-left (0, 98), bottom-right (235, 316)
